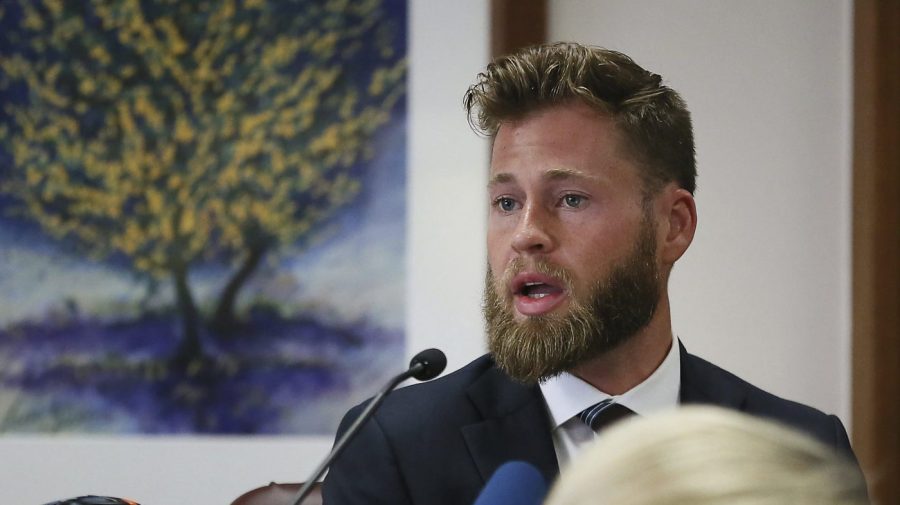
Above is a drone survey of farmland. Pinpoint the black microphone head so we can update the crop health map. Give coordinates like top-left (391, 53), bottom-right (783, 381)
top-left (408, 348), bottom-right (447, 381)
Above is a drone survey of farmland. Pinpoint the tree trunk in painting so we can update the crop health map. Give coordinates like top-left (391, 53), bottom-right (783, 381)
top-left (211, 244), bottom-right (268, 336)
top-left (172, 263), bottom-right (202, 365)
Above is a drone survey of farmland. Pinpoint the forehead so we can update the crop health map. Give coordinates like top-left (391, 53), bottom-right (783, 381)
top-left (489, 102), bottom-right (637, 185)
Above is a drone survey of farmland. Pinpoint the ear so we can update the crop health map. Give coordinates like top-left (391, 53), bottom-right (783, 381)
top-left (657, 186), bottom-right (697, 265)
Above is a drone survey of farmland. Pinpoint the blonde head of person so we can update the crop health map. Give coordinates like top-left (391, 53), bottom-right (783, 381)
top-left (544, 406), bottom-right (867, 505)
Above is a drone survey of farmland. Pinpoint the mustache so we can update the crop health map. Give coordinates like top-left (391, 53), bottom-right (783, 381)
top-left (495, 257), bottom-right (575, 296)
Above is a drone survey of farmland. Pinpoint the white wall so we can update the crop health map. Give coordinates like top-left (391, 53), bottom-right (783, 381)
top-left (1, 1), bottom-right (854, 503)
top-left (549, 0), bottom-right (853, 421)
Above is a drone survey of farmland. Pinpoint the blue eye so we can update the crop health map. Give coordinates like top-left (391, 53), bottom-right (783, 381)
top-left (562, 194), bottom-right (585, 208)
top-left (497, 197), bottom-right (516, 212)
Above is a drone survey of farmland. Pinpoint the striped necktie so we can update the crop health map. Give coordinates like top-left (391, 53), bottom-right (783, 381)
top-left (578, 399), bottom-right (635, 432)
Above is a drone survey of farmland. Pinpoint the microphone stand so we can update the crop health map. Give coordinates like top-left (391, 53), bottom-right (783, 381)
top-left (289, 362), bottom-right (429, 505)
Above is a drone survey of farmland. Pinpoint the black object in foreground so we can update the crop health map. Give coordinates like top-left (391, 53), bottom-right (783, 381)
top-left (43, 496), bottom-right (139, 505)
top-left (289, 348), bottom-right (448, 505)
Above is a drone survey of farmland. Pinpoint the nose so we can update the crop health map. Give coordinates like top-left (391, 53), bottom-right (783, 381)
top-left (511, 203), bottom-right (555, 255)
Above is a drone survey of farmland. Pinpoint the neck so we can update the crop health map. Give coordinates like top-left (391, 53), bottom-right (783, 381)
top-left (571, 295), bottom-right (674, 395)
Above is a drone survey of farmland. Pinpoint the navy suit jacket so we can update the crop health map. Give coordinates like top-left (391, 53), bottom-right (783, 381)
top-left (322, 344), bottom-right (858, 505)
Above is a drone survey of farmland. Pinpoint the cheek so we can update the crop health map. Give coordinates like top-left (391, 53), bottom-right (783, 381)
top-left (486, 223), bottom-right (511, 262)
top-left (486, 244), bottom-right (506, 278)
top-left (564, 230), bottom-right (626, 277)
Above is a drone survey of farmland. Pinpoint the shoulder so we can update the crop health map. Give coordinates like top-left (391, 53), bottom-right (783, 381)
top-left (383, 354), bottom-right (497, 409)
top-left (341, 354), bottom-right (499, 432)
top-left (680, 349), bottom-right (853, 453)
top-left (325, 355), bottom-right (528, 504)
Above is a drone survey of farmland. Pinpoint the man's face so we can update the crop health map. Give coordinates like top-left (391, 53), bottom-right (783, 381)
top-left (484, 102), bottom-right (662, 383)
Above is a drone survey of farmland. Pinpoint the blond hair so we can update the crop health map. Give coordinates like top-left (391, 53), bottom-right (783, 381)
top-left (464, 42), bottom-right (695, 195)
top-left (545, 407), bottom-right (867, 505)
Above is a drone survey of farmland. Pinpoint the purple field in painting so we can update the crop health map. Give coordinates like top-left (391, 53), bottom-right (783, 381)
top-left (0, 310), bottom-right (403, 434)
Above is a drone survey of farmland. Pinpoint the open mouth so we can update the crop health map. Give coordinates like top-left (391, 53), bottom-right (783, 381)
top-left (510, 273), bottom-right (568, 316)
top-left (517, 281), bottom-right (563, 299)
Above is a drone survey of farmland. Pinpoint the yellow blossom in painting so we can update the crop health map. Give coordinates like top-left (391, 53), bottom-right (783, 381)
top-left (174, 117), bottom-right (194, 143)
top-left (90, 45), bottom-right (112, 66)
top-left (1, 0), bottom-right (407, 345)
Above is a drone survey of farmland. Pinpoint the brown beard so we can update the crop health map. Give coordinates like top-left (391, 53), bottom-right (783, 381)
top-left (483, 213), bottom-right (661, 384)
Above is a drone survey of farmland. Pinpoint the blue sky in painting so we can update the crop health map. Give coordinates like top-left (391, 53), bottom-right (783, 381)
top-left (285, 119), bottom-right (407, 331)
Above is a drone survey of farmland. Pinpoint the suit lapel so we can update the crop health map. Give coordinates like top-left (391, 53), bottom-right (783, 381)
top-left (460, 364), bottom-right (559, 485)
top-left (456, 343), bottom-right (748, 488)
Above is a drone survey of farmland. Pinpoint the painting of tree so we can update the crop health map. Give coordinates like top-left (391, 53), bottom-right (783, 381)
top-left (0, 0), bottom-right (407, 434)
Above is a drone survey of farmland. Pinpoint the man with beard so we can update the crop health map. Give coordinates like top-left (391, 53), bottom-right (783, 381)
top-left (322, 43), bottom-right (861, 505)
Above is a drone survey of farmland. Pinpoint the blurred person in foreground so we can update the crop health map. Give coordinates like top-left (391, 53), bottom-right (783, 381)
top-left (322, 42), bottom-right (864, 505)
top-left (545, 406), bottom-right (868, 505)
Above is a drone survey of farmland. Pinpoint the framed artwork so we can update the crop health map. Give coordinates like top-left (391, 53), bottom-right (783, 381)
top-left (0, 0), bottom-right (407, 435)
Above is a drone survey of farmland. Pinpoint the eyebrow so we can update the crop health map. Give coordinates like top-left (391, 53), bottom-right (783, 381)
top-left (487, 167), bottom-right (601, 187)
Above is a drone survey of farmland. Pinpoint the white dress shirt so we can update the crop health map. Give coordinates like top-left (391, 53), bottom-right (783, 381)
top-left (538, 338), bottom-right (681, 468)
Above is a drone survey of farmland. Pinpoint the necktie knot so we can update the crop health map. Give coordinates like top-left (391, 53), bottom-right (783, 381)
top-left (578, 399), bottom-right (635, 432)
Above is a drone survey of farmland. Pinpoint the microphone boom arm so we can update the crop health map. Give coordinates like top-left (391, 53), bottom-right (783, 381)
top-left (289, 353), bottom-right (443, 505)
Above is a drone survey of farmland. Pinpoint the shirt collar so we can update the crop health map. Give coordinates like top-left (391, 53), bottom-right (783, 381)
top-left (539, 338), bottom-right (681, 429)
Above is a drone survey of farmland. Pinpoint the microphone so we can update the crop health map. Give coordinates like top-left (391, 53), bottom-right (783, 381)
top-left (407, 347), bottom-right (447, 381)
top-left (472, 461), bottom-right (547, 505)
top-left (290, 348), bottom-right (447, 505)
